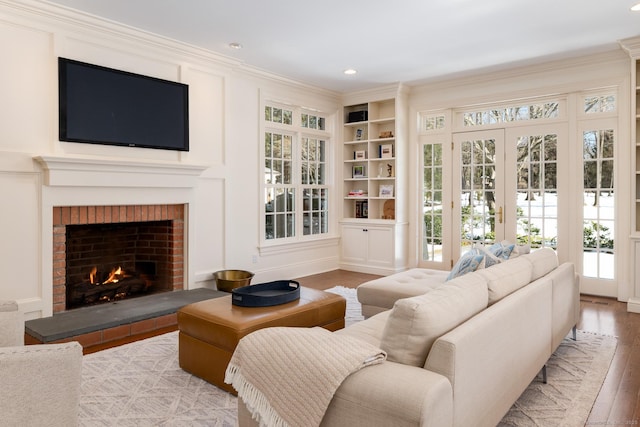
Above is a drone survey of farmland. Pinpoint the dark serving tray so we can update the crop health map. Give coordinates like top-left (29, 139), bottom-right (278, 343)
top-left (231, 280), bottom-right (300, 307)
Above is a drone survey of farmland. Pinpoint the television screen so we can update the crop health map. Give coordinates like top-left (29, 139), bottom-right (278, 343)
top-left (58, 58), bottom-right (189, 151)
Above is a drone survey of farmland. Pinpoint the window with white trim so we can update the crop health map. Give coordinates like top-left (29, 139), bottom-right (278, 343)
top-left (263, 102), bottom-right (331, 242)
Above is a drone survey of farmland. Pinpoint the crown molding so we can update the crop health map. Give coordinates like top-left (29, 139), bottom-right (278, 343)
top-left (620, 35), bottom-right (640, 58)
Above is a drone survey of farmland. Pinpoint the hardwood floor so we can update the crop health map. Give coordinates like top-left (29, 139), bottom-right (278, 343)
top-left (295, 269), bottom-right (640, 425)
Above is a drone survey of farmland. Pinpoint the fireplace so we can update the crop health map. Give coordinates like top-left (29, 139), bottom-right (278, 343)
top-left (53, 204), bottom-right (185, 313)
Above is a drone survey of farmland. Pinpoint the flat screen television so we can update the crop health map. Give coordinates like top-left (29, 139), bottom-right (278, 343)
top-left (58, 57), bottom-right (189, 151)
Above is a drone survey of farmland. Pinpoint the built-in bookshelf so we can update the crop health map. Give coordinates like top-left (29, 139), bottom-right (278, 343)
top-left (343, 99), bottom-right (397, 220)
top-left (339, 87), bottom-right (408, 275)
top-left (621, 36), bottom-right (640, 313)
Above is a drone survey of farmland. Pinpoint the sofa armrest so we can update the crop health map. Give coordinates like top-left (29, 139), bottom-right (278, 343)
top-left (549, 262), bottom-right (579, 349)
top-left (238, 361), bottom-right (453, 427)
top-left (0, 300), bottom-right (24, 347)
top-left (0, 342), bottom-right (83, 426)
top-left (324, 361), bottom-right (453, 427)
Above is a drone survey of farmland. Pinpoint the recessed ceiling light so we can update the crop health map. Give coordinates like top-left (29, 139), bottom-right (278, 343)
top-left (344, 68), bottom-right (357, 75)
top-left (228, 42), bottom-right (243, 49)
top-left (632, 2), bottom-right (640, 11)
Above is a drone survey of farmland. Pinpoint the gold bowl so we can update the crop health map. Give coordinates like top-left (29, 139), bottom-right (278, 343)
top-left (214, 270), bottom-right (254, 292)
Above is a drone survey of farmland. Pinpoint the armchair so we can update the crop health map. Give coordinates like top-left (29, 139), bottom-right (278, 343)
top-left (0, 300), bottom-right (83, 426)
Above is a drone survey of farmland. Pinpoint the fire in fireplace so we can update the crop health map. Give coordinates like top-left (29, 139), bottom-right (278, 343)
top-left (64, 220), bottom-right (175, 310)
top-left (66, 264), bottom-right (153, 309)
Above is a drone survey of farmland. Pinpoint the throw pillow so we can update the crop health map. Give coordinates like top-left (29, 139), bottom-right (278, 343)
top-left (445, 250), bottom-right (484, 281)
top-left (488, 241), bottom-right (515, 260)
top-left (473, 244), bottom-right (502, 268)
top-left (507, 241), bottom-right (531, 259)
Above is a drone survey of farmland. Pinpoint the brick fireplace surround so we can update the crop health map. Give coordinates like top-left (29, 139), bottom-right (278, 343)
top-left (52, 203), bottom-right (185, 313)
top-left (25, 203), bottom-right (201, 353)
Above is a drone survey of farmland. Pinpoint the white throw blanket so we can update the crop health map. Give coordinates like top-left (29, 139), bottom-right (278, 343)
top-left (224, 326), bottom-right (386, 427)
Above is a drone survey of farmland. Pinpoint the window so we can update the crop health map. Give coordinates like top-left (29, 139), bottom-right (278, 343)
top-left (515, 133), bottom-right (558, 249)
top-left (582, 128), bottom-right (615, 279)
top-left (584, 94), bottom-right (616, 114)
top-left (462, 101), bottom-right (559, 127)
top-left (263, 103), bottom-right (331, 242)
top-left (422, 143), bottom-right (444, 261)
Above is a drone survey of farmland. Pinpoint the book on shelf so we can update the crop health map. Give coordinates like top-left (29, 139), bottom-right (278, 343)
top-left (380, 144), bottom-right (393, 159)
top-left (355, 200), bottom-right (368, 218)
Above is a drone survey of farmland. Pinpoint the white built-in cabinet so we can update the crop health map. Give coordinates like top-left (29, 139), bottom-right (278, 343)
top-left (621, 36), bottom-right (640, 313)
top-left (339, 86), bottom-right (408, 275)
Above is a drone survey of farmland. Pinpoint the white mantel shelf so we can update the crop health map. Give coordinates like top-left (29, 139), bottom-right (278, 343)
top-left (34, 155), bottom-right (209, 188)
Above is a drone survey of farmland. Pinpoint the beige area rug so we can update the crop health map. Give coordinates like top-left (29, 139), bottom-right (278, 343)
top-left (79, 287), bottom-right (616, 426)
top-left (499, 330), bottom-right (617, 427)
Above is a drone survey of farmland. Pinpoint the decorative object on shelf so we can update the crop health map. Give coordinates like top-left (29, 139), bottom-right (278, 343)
top-left (382, 199), bottom-right (396, 219)
top-left (379, 184), bottom-right (394, 198)
top-left (379, 131), bottom-right (393, 138)
top-left (380, 144), bottom-right (393, 158)
top-left (378, 164), bottom-right (384, 178)
top-left (354, 150), bottom-right (366, 160)
top-left (355, 128), bottom-right (364, 141)
top-left (355, 200), bottom-right (368, 218)
top-left (352, 165), bottom-right (365, 178)
top-left (347, 110), bottom-right (368, 123)
top-left (347, 189), bottom-right (366, 197)
top-left (387, 163), bottom-right (393, 177)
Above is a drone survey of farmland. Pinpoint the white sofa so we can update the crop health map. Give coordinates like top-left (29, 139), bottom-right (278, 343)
top-left (0, 300), bottom-right (83, 427)
top-left (237, 248), bottom-right (580, 427)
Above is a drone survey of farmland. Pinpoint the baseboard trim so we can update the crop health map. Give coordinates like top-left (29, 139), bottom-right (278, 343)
top-left (338, 263), bottom-right (406, 276)
top-left (627, 297), bottom-right (640, 313)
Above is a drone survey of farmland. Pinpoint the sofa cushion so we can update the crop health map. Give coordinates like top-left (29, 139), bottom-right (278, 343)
top-left (357, 269), bottom-right (448, 313)
top-left (446, 250), bottom-right (485, 280)
top-left (380, 273), bottom-right (488, 367)
top-left (474, 256), bottom-right (533, 305)
top-left (523, 247), bottom-right (559, 280)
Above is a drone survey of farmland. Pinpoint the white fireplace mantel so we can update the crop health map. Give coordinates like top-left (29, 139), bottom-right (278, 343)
top-left (34, 155), bottom-right (209, 188)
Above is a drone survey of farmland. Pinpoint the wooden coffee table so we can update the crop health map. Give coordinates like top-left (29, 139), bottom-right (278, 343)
top-left (177, 286), bottom-right (346, 394)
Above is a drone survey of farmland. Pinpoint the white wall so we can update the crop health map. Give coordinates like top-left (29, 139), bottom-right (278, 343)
top-left (0, 0), bottom-right (340, 319)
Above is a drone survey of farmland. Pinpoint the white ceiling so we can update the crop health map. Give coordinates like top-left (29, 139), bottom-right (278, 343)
top-left (44, 0), bottom-right (640, 93)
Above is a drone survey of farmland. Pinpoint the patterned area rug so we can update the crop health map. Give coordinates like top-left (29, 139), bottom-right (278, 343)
top-left (79, 287), bottom-right (616, 426)
top-left (499, 330), bottom-right (617, 427)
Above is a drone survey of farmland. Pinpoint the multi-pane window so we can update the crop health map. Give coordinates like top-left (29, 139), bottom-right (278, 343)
top-left (423, 143), bottom-right (444, 261)
top-left (301, 137), bottom-right (328, 236)
top-left (584, 95), bottom-right (616, 114)
top-left (515, 134), bottom-right (558, 249)
top-left (423, 114), bottom-right (446, 131)
top-left (263, 104), bottom-right (331, 242)
top-left (265, 106), bottom-right (293, 125)
top-left (459, 138), bottom-right (497, 249)
top-left (463, 102), bottom-right (559, 127)
top-left (582, 128), bottom-right (615, 279)
top-left (264, 132), bottom-right (294, 240)
top-left (301, 113), bottom-right (325, 130)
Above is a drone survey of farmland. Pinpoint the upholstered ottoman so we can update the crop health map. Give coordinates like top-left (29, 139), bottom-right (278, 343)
top-left (357, 268), bottom-right (449, 317)
top-left (177, 287), bottom-right (346, 394)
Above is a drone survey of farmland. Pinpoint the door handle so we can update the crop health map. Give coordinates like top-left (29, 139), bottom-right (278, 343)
top-left (497, 206), bottom-right (503, 224)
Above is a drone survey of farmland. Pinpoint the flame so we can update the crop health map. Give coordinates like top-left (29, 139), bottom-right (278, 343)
top-left (103, 266), bottom-right (125, 284)
top-left (89, 266), bottom-right (97, 285)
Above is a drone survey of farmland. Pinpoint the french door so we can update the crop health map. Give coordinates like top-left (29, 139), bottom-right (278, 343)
top-left (449, 125), bottom-right (564, 262)
top-left (452, 130), bottom-right (507, 255)
top-left (420, 100), bottom-right (618, 298)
